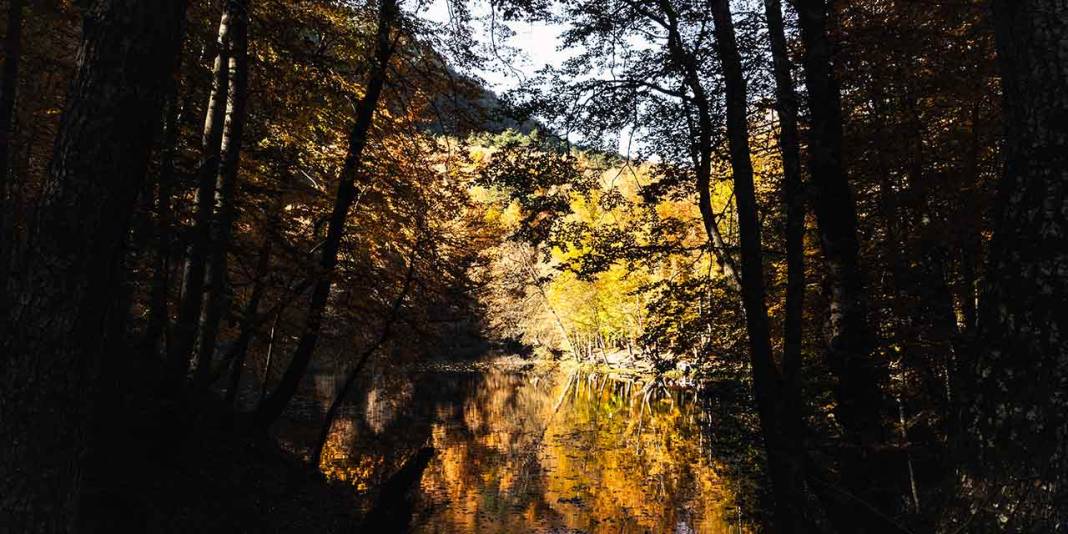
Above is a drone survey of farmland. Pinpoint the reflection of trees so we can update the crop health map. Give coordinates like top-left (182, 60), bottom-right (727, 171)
top-left (319, 365), bottom-right (749, 532)
top-left (539, 372), bottom-right (739, 533)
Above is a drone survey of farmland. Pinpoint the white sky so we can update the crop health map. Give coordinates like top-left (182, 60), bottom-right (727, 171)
top-left (423, 0), bottom-right (570, 93)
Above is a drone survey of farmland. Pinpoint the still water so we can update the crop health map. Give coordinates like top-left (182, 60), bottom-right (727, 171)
top-left (304, 361), bottom-right (750, 533)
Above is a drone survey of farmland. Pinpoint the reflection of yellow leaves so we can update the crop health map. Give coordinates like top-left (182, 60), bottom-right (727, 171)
top-left (332, 366), bottom-right (748, 533)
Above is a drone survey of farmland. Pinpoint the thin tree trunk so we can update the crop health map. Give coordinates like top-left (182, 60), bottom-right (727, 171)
top-left (710, 1), bottom-right (806, 530)
top-left (0, 0), bottom-right (185, 527)
top-left (170, 5), bottom-right (233, 373)
top-left (974, 0), bottom-right (1068, 501)
top-left (194, 0), bottom-right (251, 388)
top-left (312, 259), bottom-right (415, 465)
top-left (958, 107), bottom-right (982, 338)
top-left (523, 251), bottom-right (579, 359)
top-left (255, 0), bottom-right (397, 427)
top-left (258, 309), bottom-right (281, 406)
top-left (634, 0), bottom-right (743, 291)
top-left (790, 0), bottom-right (900, 526)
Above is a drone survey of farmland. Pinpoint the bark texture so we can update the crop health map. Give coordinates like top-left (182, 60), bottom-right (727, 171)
top-left (0, 0), bottom-right (185, 528)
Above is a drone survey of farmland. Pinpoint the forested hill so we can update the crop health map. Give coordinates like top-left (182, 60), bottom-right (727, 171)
top-left (426, 71), bottom-right (541, 135)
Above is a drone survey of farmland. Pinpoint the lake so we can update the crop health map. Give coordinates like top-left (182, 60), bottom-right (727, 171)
top-left (281, 360), bottom-right (753, 533)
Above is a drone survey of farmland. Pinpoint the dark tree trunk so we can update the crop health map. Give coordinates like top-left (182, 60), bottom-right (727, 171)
top-left (0, 0), bottom-right (25, 284)
top-left (974, 0), bottom-right (1068, 504)
top-left (194, 0), bottom-right (251, 388)
top-left (142, 54), bottom-right (184, 357)
top-left (0, 0), bottom-right (185, 528)
top-left (255, 0), bottom-right (397, 427)
top-left (170, 5), bottom-right (233, 373)
top-left (710, 1), bottom-right (807, 530)
top-left (790, 0), bottom-right (901, 527)
top-left (764, 0), bottom-right (805, 402)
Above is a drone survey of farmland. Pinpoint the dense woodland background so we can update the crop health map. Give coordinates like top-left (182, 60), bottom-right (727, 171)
top-left (0, 0), bottom-right (1065, 531)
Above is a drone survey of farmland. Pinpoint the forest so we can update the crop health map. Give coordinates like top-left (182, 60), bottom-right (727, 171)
top-left (0, 0), bottom-right (1065, 532)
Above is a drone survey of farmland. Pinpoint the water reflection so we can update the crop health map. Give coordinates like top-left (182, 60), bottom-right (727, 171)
top-left (320, 362), bottom-right (750, 533)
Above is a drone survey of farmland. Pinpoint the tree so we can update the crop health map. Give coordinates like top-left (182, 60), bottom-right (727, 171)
top-left (790, 0), bottom-right (902, 526)
top-left (762, 0), bottom-right (805, 440)
top-left (0, 0), bottom-right (25, 279)
top-left (0, 0), bottom-right (185, 527)
top-left (255, 0), bottom-right (398, 426)
top-left (650, 0), bottom-right (743, 290)
top-left (170, 2), bottom-right (235, 373)
top-left (0, 0), bottom-right (22, 185)
top-left (194, 0), bottom-right (251, 388)
top-left (142, 48), bottom-right (184, 358)
top-left (708, 1), bottom-right (807, 530)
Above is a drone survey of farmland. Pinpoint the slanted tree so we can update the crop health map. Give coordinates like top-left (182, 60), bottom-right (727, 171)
top-left (171, 3), bottom-right (234, 373)
top-left (256, 0), bottom-right (398, 426)
top-left (194, 0), bottom-right (251, 388)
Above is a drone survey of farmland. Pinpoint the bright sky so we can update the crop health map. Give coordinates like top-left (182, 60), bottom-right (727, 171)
top-left (423, 0), bottom-right (569, 92)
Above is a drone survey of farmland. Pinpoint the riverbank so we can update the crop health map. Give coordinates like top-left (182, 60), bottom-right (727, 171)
top-left (74, 364), bottom-right (366, 533)
top-left (414, 352), bottom-right (706, 388)
top-left (142, 414), bottom-right (362, 532)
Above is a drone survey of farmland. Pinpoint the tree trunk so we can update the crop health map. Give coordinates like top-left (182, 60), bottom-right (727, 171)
top-left (790, 0), bottom-right (901, 527)
top-left (194, 0), bottom-right (251, 388)
top-left (764, 0), bottom-right (805, 403)
top-left (255, 0), bottom-right (396, 427)
top-left (974, 0), bottom-right (1068, 504)
top-left (170, 5), bottom-right (233, 373)
top-left (258, 309), bottom-right (282, 406)
top-left (0, 0), bottom-right (25, 284)
top-left (0, 0), bottom-right (185, 527)
top-left (710, 1), bottom-right (806, 530)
